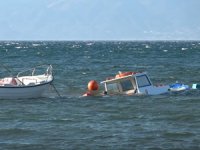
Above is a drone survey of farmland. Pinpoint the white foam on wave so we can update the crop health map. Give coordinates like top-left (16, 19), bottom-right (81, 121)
top-left (32, 44), bottom-right (40, 47)
top-left (15, 46), bottom-right (28, 49)
top-left (86, 42), bottom-right (93, 46)
top-left (15, 46), bottom-right (22, 49)
top-left (163, 50), bottom-right (168, 52)
top-left (72, 44), bottom-right (81, 48)
top-left (145, 45), bottom-right (150, 48)
top-left (181, 48), bottom-right (188, 51)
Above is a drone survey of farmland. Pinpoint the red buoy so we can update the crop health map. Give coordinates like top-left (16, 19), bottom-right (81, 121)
top-left (88, 80), bottom-right (99, 91)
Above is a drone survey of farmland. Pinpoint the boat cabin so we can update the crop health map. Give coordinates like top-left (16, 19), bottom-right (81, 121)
top-left (101, 72), bottom-right (169, 95)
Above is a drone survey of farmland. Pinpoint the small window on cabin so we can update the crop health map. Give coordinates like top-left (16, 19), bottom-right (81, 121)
top-left (136, 75), bottom-right (151, 87)
top-left (107, 83), bottom-right (120, 94)
top-left (120, 80), bottom-right (134, 91)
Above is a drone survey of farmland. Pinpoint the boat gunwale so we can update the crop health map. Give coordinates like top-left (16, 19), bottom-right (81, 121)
top-left (0, 77), bottom-right (53, 89)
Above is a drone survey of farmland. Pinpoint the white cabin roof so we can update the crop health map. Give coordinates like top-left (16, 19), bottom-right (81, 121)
top-left (101, 72), bottom-right (147, 84)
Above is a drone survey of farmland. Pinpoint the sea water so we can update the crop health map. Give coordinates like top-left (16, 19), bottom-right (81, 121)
top-left (0, 41), bottom-right (200, 149)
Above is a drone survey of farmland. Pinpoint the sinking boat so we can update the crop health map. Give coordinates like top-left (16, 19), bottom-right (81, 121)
top-left (0, 64), bottom-right (53, 99)
top-left (83, 71), bottom-right (170, 96)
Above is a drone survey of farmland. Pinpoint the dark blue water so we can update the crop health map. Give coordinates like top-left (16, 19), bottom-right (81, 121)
top-left (0, 41), bottom-right (200, 149)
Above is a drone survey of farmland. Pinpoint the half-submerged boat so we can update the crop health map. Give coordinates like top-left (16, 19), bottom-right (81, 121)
top-left (0, 64), bottom-right (53, 99)
top-left (83, 71), bottom-right (170, 96)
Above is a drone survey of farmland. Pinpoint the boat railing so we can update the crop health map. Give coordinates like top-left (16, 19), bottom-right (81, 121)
top-left (17, 64), bottom-right (53, 78)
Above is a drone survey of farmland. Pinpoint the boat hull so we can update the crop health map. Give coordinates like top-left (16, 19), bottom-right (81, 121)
top-left (0, 82), bottom-right (52, 99)
top-left (138, 85), bottom-right (170, 95)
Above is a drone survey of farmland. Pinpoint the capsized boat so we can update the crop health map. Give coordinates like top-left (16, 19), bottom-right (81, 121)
top-left (169, 83), bottom-right (189, 92)
top-left (0, 64), bottom-right (53, 99)
top-left (83, 71), bottom-right (170, 96)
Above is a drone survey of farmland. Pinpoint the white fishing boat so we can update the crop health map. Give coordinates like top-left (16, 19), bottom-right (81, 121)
top-left (83, 71), bottom-right (170, 96)
top-left (0, 64), bottom-right (53, 99)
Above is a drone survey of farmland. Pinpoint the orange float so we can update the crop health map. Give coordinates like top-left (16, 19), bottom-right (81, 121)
top-left (115, 72), bottom-right (134, 78)
top-left (87, 80), bottom-right (99, 91)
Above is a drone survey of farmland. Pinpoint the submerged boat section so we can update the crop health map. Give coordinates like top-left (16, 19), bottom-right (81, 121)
top-left (101, 72), bottom-right (170, 96)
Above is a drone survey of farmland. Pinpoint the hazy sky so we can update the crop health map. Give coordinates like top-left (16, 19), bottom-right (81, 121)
top-left (0, 0), bottom-right (200, 40)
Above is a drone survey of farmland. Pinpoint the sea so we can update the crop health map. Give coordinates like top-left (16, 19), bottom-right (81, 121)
top-left (0, 41), bottom-right (200, 150)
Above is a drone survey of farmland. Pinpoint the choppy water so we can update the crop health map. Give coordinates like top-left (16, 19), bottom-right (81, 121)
top-left (0, 41), bottom-right (200, 149)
